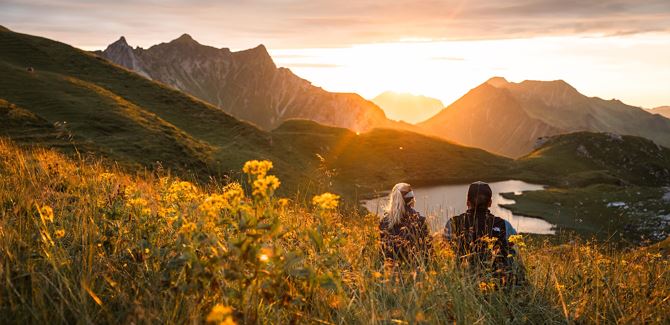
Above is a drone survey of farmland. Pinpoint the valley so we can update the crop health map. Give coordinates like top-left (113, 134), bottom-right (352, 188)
top-left (2, 26), bottom-right (670, 244)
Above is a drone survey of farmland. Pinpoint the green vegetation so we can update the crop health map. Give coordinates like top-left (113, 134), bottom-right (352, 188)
top-left (1, 140), bottom-right (668, 324)
top-left (500, 132), bottom-right (670, 242)
top-left (271, 120), bottom-right (513, 197)
top-left (514, 132), bottom-right (670, 187)
top-left (501, 185), bottom-right (670, 243)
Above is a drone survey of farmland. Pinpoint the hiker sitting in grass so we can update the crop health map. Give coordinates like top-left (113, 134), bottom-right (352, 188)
top-left (379, 183), bottom-right (432, 264)
top-left (443, 181), bottom-right (525, 285)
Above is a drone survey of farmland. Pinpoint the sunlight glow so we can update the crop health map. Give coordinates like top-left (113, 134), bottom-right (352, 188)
top-left (272, 33), bottom-right (670, 111)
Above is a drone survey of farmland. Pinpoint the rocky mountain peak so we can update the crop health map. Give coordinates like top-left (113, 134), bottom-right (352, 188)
top-left (485, 76), bottom-right (509, 88)
top-left (233, 44), bottom-right (276, 69)
top-left (173, 33), bottom-right (197, 44)
top-left (106, 36), bottom-right (131, 50)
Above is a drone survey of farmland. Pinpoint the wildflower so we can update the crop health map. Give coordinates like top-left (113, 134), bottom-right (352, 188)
top-left (277, 198), bottom-right (289, 208)
top-left (54, 229), bottom-right (65, 238)
top-left (312, 192), bottom-right (340, 210)
top-left (478, 281), bottom-right (496, 293)
top-left (165, 181), bottom-right (200, 203)
top-left (242, 160), bottom-right (273, 178)
top-left (480, 235), bottom-right (498, 250)
top-left (206, 304), bottom-right (235, 324)
top-left (252, 175), bottom-right (280, 197)
top-left (373, 271), bottom-right (383, 279)
top-left (179, 222), bottom-right (197, 234)
top-left (39, 205), bottom-right (54, 223)
top-left (126, 197), bottom-right (148, 209)
top-left (223, 183), bottom-right (245, 208)
top-left (508, 234), bottom-right (526, 248)
top-left (200, 194), bottom-right (228, 218)
top-left (99, 172), bottom-right (115, 182)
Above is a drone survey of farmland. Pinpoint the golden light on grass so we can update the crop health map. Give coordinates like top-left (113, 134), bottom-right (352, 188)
top-left (0, 138), bottom-right (668, 323)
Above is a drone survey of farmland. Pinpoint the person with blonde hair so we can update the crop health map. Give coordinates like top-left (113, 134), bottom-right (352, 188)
top-left (379, 183), bottom-right (432, 264)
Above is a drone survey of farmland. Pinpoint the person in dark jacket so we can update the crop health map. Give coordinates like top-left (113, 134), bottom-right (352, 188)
top-left (443, 182), bottom-right (524, 283)
top-left (379, 183), bottom-right (432, 264)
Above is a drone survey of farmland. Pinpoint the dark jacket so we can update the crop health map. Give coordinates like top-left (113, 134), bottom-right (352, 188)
top-left (379, 207), bottom-right (432, 264)
top-left (443, 208), bottom-right (511, 270)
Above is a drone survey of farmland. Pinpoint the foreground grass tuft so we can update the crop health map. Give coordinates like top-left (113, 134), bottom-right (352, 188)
top-left (0, 139), bottom-right (668, 324)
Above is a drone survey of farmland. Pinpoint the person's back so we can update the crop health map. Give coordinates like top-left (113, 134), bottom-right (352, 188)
top-left (446, 208), bottom-right (510, 269)
top-left (379, 183), bottom-right (432, 264)
top-left (444, 182), bottom-right (513, 275)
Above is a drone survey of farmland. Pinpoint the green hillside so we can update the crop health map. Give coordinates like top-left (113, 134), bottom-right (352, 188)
top-left (271, 120), bottom-right (514, 196)
top-left (515, 132), bottom-right (670, 187)
top-left (501, 132), bottom-right (670, 242)
top-left (0, 26), bottom-right (282, 177)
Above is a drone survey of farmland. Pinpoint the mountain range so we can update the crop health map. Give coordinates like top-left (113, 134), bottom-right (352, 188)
top-left (419, 77), bottom-right (670, 157)
top-left (99, 36), bottom-right (670, 159)
top-left (371, 91), bottom-right (444, 124)
top-left (97, 34), bottom-right (394, 132)
top-left (651, 106), bottom-right (670, 119)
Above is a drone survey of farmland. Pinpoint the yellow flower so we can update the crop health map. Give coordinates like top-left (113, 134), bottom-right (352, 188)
top-left (480, 236), bottom-right (498, 250)
top-left (252, 175), bottom-right (280, 197)
top-left (179, 222), bottom-right (197, 234)
top-left (165, 181), bottom-right (200, 203)
top-left (206, 304), bottom-right (235, 324)
top-left (312, 192), bottom-right (340, 210)
top-left (126, 197), bottom-right (149, 209)
top-left (54, 229), bottom-right (65, 238)
top-left (277, 198), bottom-right (289, 208)
top-left (242, 160), bottom-right (273, 178)
top-left (478, 281), bottom-right (496, 293)
top-left (99, 172), bottom-right (115, 182)
top-left (39, 205), bottom-right (54, 223)
top-left (223, 183), bottom-right (245, 208)
top-left (200, 194), bottom-right (228, 218)
top-left (508, 234), bottom-right (526, 248)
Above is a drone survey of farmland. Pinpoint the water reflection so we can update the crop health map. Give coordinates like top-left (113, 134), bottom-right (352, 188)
top-left (363, 180), bottom-right (555, 234)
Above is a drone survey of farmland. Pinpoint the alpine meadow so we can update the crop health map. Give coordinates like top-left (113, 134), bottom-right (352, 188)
top-left (1, 1), bottom-right (670, 324)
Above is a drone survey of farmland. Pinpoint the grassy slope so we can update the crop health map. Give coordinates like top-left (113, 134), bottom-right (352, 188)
top-left (514, 132), bottom-right (670, 187)
top-left (272, 120), bottom-right (514, 197)
top-left (0, 27), bottom-right (278, 177)
top-left (1, 140), bottom-right (668, 324)
top-left (501, 132), bottom-right (670, 241)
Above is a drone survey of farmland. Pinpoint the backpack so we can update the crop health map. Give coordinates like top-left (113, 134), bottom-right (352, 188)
top-left (448, 209), bottom-right (512, 271)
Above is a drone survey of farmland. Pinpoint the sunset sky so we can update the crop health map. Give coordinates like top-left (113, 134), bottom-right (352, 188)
top-left (2, 0), bottom-right (669, 109)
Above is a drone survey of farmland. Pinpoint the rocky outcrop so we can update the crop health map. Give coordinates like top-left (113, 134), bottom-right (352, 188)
top-left (100, 35), bottom-right (391, 131)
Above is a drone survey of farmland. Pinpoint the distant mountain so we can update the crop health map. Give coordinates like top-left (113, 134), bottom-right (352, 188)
top-left (419, 77), bottom-right (670, 157)
top-left (371, 91), bottom-right (444, 124)
top-left (650, 106), bottom-right (670, 119)
top-left (98, 35), bottom-right (391, 131)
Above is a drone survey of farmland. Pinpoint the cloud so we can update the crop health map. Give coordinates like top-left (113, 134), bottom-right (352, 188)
top-left (1, 0), bottom-right (670, 49)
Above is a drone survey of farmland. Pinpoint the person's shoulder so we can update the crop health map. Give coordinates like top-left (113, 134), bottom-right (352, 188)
top-left (407, 207), bottom-right (424, 219)
top-left (379, 214), bottom-right (390, 229)
top-left (451, 212), bottom-right (468, 223)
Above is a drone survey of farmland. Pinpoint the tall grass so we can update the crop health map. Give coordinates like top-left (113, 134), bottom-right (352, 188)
top-left (0, 139), bottom-right (668, 324)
